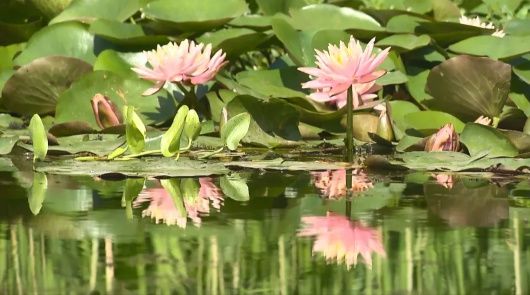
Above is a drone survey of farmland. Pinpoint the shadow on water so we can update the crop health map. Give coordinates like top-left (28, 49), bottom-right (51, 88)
top-left (0, 161), bottom-right (529, 294)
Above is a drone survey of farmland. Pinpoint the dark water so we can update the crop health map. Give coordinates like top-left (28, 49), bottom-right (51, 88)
top-left (1, 158), bottom-right (530, 294)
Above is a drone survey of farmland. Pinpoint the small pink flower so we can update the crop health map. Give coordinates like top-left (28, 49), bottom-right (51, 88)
top-left (424, 123), bottom-right (460, 152)
top-left (134, 178), bottom-right (224, 228)
top-left (298, 213), bottom-right (386, 269)
top-left (91, 93), bottom-right (122, 129)
top-left (312, 169), bottom-right (373, 199)
top-left (132, 40), bottom-right (227, 95)
top-left (298, 36), bottom-right (390, 109)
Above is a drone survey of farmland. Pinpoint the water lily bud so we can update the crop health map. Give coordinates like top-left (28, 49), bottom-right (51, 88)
top-left (91, 94), bottom-right (122, 129)
top-left (374, 104), bottom-right (394, 142)
top-left (424, 123), bottom-right (460, 152)
top-left (474, 116), bottom-right (491, 126)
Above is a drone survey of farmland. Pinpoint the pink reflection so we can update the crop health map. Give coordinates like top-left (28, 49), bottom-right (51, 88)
top-left (298, 213), bottom-right (385, 269)
top-left (312, 169), bottom-right (373, 198)
top-left (133, 177), bottom-right (223, 228)
top-left (432, 173), bottom-right (454, 189)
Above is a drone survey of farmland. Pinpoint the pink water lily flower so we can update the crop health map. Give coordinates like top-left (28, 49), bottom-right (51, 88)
top-left (424, 123), bottom-right (460, 152)
top-left (299, 36), bottom-right (390, 109)
top-left (312, 169), bottom-right (373, 199)
top-left (133, 178), bottom-right (224, 228)
top-left (132, 40), bottom-right (227, 95)
top-left (298, 213), bottom-right (386, 269)
top-left (91, 93), bottom-right (122, 129)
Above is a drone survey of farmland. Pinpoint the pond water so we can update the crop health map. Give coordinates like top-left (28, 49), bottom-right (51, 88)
top-left (1, 157), bottom-right (530, 294)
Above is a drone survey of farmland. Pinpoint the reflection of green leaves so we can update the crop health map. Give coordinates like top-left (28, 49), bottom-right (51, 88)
top-left (425, 55), bottom-right (511, 121)
top-left (460, 123), bottom-right (518, 158)
top-left (29, 114), bottom-right (48, 162)
top-left (29, 172), bottom-right (47, 215)
top-left (161, 105), bottom-right (189, 157)
top-left (122, 177), bottom-right (145, 218)
top-left (221, 112), bottom-right (251, 151)
top-left (220, 173), bottom-right (249, 201)
top-left (124, 106), bottom-right (146, 154)
top-left (2, 56), bottom-right (92, 115)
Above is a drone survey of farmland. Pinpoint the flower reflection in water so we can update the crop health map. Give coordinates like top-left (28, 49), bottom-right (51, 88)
top-left (312, 169), bottom-right (373, 199)
top-left (432, 173), bottom-right (454, 189)
top-left (299, 213), bottom-right (385, 269)
top-left (134, 177), bottom-right (223, 228)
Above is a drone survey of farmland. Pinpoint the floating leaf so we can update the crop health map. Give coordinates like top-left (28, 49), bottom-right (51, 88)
top-left (388, 100), bottom-right (421, 140)
top-left (197, 28), bottom-right (270, 57)
top-left (376, 34), bottom-right (430, 51)
top-left (449, 35), bottom-right (530, 60)
top-left (51, 0), bottom-right (141, 24)
top-left (14, 22), bottom-right (96, 65)
top-left (89, 19), bottom-right (169, 48)
top-left (404, 111), bottom-right (465, 135)
top-left (425, 55), bottom-right (511, 122)
top-left (220, 173), bottom-right (249, 201)
top-left (0, 136), bottom-right (19, 155)
top-left (161, 105), bottom-right (189, 157)
top-left (124, 106), bottom-right (146, 154)
top-left (144, 0), bottom-right (248, 32)
top-left (460, 123), bottom-right (518, 158)
top-left (29, 114), bottom-right (48, 162)
top-left (2, 56), bottom-right (92, 115)
top-left (221, 112), bottom-right (251, 151)
top-left (29, 172), bottom-right (47, 215)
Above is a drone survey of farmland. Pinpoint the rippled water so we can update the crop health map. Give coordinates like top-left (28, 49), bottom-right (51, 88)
top-left (1, 159), bottom-right (530, 294)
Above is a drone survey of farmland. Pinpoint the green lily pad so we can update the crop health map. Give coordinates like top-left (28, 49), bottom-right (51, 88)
top-left (50, 0), bottom-right (142, 24)
top-left (35, 157), bottom-right (230, 177)
top-left (0, 43), bottom-right (25, 70)
top-left (460, 123), bottom-right (519, 158)
top-left (289, 4), bottom-right (382, 32)
top-left (55, 71), bottom-right (176, 128)
top-left (228, 15), bottom-right (272, 29)
top-left (404, 111), bottom-right (465, 135)
top-left (504, 19), bottom-right (530, 36)
top-left (449, 35), bottom-right (530, 60)
top-left (385, 14), bottom-right (426, 33)
top-left (144, 0), bottom-right (248, 32)
top-left (388, 100), bottom-right (421, 140)
top-left (512, 55), bottom-right (530, 84)
top-left (417, 21), bottom-right (490, 46)
top-left (0, 135), bottom-right (19, 155)
top-left (255, 0), bottom-right (307, 15)
top-left (1, 56), bottom-right (92, 115)
top-left (405, 66), bottom-right (432, 105)
top-left (197, 28), bottom-right (270, 57)
top-left (89, 19), bottom-right (169, 48)
top-left (20, 134), bottom-right (125, 156)
top-left (224, 158), bottom-right (357, 171)
top-left (93, 50), bottom-right (143, 78)
top-left (30, 0), bottom-right (72, 18)
top-left (425, 55), bottom-right (511, 122)
top-left (226, 95), bottom-right (302, 148)
top-left (14, 22), bottom-right (96, 65)
top-left (376, 34), bottom-right (430, 51)
top-left (235, 67), bottom-right (308, 99)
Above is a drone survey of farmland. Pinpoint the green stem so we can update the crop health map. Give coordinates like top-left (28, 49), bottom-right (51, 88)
top-left (121, 149), bottom-right (161, 159)
top-left (346, 87), bottom-right (355, 163)
top-left (198, 147), bottom-right (224, 159)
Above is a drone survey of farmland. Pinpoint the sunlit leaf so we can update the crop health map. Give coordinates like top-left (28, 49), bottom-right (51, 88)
top-left (29, 114), bottom-right (48, 162)
top-left (184, 109), bottom-right (201, 143)
top-left (460, 123), bottom-right (518, 158)
top-left (51, 0), bottom-right (141, 24)
top-left (221, 112), bottom-right (251, 151)
top-left (449, 35), bottom-right (530, 60)
top-left (160, 105), bottom-right (189, 157)
top-left (124, 106), bottom-right (146, 154)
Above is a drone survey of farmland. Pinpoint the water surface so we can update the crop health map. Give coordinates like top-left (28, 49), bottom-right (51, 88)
top-left (1, 160), bottom-right (529, 294)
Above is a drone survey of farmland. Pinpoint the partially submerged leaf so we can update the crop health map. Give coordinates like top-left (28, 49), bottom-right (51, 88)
top-left (124, 106), bottom-right (146, 154)
top-left (29, 114), bottom-right (48, 162)
top-left (460, 123), bottom-right (518, 158)
top-left (221, 112), bottom-right (251, 151)
top-left (161, 105), bottom-right (189, 157)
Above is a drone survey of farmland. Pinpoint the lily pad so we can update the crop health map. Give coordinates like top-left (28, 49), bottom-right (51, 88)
top-left (224, 158), bottom-right (358, 171)
top-left (449, 35), bottom-right (530, 60)
top-left (144, 0), bottom-right (248, 32)
top-left (89, 19), bottom-right (169, 48)
top-left (197, 28), bottom-right (270, 57)
top-left (14, 22), bottom-right (96, 65)
top-left (226, 95), bottom-right (302, 148)
top-left (35, 157), bottom-right (230, 177)
top-left (289, 4), bottom-right (383, 32)
top-left (404, 111), bottom-right (465, 135)
top-left (55, 71), bottom-right (176, 128)
top-left (375, 34), bottom-right (430, 51)
top-left (1, 56), bottom-right (92, 115)
top-left (425, 55), bottom-right (511, 122)
top-left (460, 123), bottom-right (519, 158)
top-left (50, 0), bottom-right (142, 24)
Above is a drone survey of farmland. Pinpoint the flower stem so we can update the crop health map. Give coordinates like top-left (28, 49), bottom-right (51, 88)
top-left (346, 87), bottom-right (355, 163)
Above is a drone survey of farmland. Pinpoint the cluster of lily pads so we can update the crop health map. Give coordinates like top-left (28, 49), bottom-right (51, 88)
top-left (0, 0), bottom-right (529, 173)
